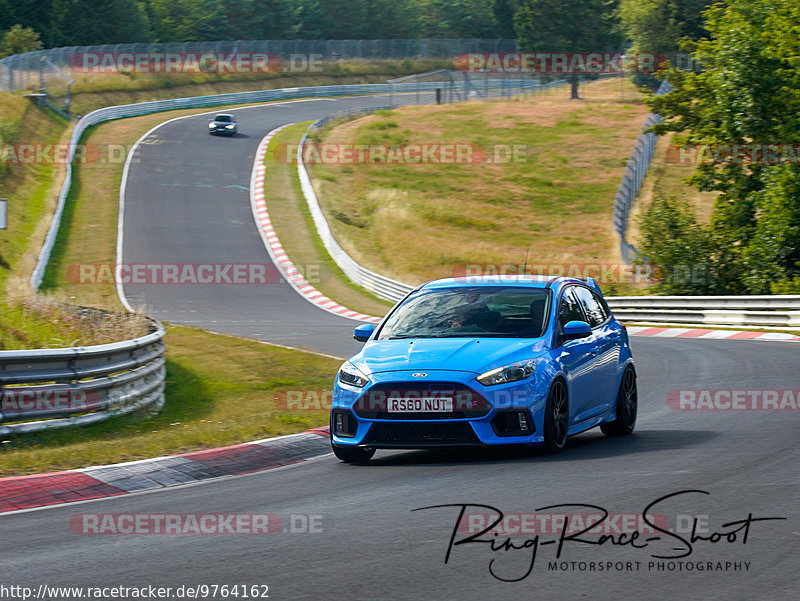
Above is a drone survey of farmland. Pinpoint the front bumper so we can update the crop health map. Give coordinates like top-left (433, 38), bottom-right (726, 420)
top-left (331, 369), bottom-right (547, 449)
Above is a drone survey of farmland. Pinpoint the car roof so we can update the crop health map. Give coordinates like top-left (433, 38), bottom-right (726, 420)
top-left (214, 114), bottom-right (234, 118)
top-left (418, 275), bottom-right (602, 293)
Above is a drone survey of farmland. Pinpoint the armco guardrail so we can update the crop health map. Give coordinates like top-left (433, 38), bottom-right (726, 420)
top-left (607, 296), bottom-right (800, 328)
top-left (0, 321), bottom-right (166, 435)
top-left (287, 81), bottom-right (796, 328)
top-left (297, 79), bottom-right (569, 303)
top-left (0, 38), bottom-right (519, 92)
top-left (33, 77), bottom-right (558, 295)
top-left (613, 79), bottom-right (673, 263)
top-left (30, 80), bottom-right (457, 292)
top-left (298, 133), bottom-right (414, 303)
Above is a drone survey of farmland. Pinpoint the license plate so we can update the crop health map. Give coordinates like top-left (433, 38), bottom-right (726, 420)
top-left (387, 397), bottom-right (454, 412)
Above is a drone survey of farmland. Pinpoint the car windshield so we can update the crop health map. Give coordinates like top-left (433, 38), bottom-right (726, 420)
top-left (377, 286), bottom-right (550, 340)
top-left (215, 115), bottom-right (232, 122)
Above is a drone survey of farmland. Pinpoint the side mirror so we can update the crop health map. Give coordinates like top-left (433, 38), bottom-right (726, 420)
top-left (354, 323), bottom-right (376, 342)
top-left (562, 320), bottom-right (592, 341)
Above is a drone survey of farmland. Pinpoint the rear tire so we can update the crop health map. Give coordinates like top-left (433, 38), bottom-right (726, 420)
top-left (601, 366), bottom-right (637, 436)
top-left (542, 379), bottom-right (569, 453)
top-left (332, 444), bottom-right (375, 463)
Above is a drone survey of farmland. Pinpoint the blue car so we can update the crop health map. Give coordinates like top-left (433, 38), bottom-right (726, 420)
top-left (330, 275), bottom-right (637, 463)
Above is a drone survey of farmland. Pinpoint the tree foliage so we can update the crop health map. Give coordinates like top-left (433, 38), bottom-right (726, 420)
top-left (619, 0), bottom-right (708, 53)
top-left (514, 0), bottom-right (622, 98)
top-left (0, 25), bottom-right (43, 57)
top-left (643, 0), bottom-right (800, 294)
top-left (637, 195), bottom-right (717, 294)
top-left (49, 0), bottom-right (150, 46)
top-left (0, 0), bottom-right (507, 47)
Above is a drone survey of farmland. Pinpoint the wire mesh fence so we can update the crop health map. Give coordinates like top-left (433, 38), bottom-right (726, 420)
top-left (613, 79), bottom-right (673, 263)
top-left (0, 39), bottom-right (520, 93)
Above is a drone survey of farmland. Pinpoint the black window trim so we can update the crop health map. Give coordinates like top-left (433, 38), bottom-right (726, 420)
top-left (373, 285), bottom-right (553, 340)
top-left (556, 286), bottom-right (583, 331)
top-left (570, 284), bottom-right (611, 330)
top-left (552, 283), bottom-right (612, 348)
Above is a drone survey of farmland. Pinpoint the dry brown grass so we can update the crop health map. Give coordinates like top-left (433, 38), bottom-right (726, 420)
top-left (308, 78), bottom-right (650, 286)
top-left (628, 132), bottom-right (720, 243)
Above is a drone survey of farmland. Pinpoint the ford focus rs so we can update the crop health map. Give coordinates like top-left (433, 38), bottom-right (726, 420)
top-left (330, 275), bottom-right (637, 462)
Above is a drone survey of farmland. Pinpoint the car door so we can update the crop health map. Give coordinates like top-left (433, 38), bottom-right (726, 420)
top-left (571, 286), bottom-right (617, 417)
top-left (556, 286), bottom-right (599, 425)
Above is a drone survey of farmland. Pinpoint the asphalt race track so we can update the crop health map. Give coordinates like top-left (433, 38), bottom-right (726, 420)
top-left (118, 94), bottom-right (431, 357)
top-left (2, 338), bottom-right (798, 599)
top-left (1, 96), bottom-right (798, 600)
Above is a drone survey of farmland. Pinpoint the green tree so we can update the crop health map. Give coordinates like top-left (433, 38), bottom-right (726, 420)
top-left (296, 0), bottom-right (367, 39)
top-left (637, 195), bottom-right (717, 294)
top-left (619, 0), bottom-right (709, 87)
top-left (49, 0), bottom-right (150, 45)
top-left (148, 0), bottom-right (226, 42)
top-left (0, 0), bottom-right (53, 47)
top-left (219, 0), bottom-right (297, 39)
top-left (492, 0), bottom-right (517, 39)
top-left (648, 0), bottom-right (800, 293)
top-left (364, 0), bottom-right (420, 38)
top-left (418, 0), bottom-right (498, 38)
top-left (0, 25), bottom-right (43, 57)
top-left (515, 0), bottom-right (623, 98)
top-left (258, 0), bottom-right (298, 39)
top-left (619, 0), bottom-right (708, 52)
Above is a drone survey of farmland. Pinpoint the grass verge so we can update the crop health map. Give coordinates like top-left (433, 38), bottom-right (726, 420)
top-left (628, 131), bottom-right (719, 244)
top-left (1, 102), bottom-right (360, 476)
top-left (50, 59), bottom-right (451, 115)
top-left (307, 78), bottom-right (651, 292)
top-left (0, 325), bottom-right (338, 476)
top-left (263, 123), bottom-right (393, 316)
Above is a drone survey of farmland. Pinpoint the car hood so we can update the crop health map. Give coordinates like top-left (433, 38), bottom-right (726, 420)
top-left (350, 337), bottom-right (549, 376)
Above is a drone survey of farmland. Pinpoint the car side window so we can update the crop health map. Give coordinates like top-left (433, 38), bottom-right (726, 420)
top-left (591, 291), bottom-right (609, 322)
top-left (558, 288), bottom-right (585, 329)
top-left (572, 286), bottom-right (606, 328)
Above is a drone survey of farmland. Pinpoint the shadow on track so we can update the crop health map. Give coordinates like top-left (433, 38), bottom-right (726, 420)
top-left (353, 429), bottom-right (717, 468)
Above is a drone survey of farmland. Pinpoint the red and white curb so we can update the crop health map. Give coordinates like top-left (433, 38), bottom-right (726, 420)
top-left (0, 428), bottom-right (330, 513)
top-left (250, 125), bottom-right (380, 324)
top-left (626, 326), bottom-right (799, 342)
top-left (249, 127), bottom-right (800, 344)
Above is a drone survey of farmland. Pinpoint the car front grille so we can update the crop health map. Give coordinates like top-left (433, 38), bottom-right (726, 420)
top-left (366, 422), bottom-right (482, 446)
top-left (353, 381), bottom-right (491, 420)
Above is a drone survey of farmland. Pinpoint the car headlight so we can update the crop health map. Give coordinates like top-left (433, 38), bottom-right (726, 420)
top-left (226, 124), bottom-right (235, 129)
top-left (338, 363), bottom-right (369, 388)
top-left (208, 123), bottom-right (215, 128)
top-left (477, 360), bottom-right (537, 386)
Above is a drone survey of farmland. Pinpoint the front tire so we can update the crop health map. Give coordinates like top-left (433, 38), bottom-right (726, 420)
top-left (601, 366), bottom-right (637, 436)
top-left (542, 379), bottom-right (569, 453)
top-left (332, 444), bottom-right (375, 463)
